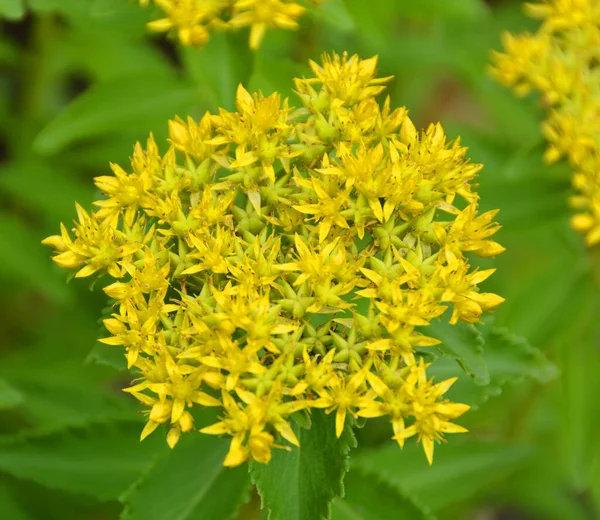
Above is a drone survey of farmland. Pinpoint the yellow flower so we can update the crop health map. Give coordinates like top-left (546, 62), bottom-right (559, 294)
top-left (393, 361), bottom-right (469, 465)
top-left (42, 203), bottom-right (141, 279)
top-left (230, 0), bottom-right (306, 50)
top-left (139, 0), bottom-right (326, 49)
top-left (44, 52), bottom-right (503, 466)
top-left (491, 0), bottom-right (600, 246)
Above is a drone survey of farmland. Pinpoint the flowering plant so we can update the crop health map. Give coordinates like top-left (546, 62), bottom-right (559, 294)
top-left (491, 0), bottom-right (600, 246)
top-left (44, 52), bottom-right (505, 468)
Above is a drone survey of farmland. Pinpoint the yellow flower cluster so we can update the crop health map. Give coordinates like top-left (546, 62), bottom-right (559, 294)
top-left (138, 0), bottom-right (327, 49)
top-left (491, 0), bottom-right (600, 246)
top-left (44, 52), bottom-right (504, 466)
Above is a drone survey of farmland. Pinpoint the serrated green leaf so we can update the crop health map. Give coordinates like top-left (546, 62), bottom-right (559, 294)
top-left (251, 409), bottom-right (356, 520)
top-left (331, 470), bottom-right (429, 520)
top-left (0, 421), bottom-right (166, 501)
top-left (427, 318), bottom-right (489, 385)
top-left (427, 323), bottom-right (558, 408)
top-left (0, 378), bottom-right (23, 409)
top-left (122, 433), bottom-right (250, 520)
top-left (33, 73), bottom-right (201, 154)
top-left (354, 440), bottom-right (531, 511)
top-left (479, 322), bottom-right (559, 384)
top-left (0, 0), bottom-right (24, 20)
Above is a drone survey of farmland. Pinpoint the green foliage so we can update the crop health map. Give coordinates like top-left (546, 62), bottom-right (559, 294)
top-left (427, 318), bottom-right (489, 385)
top-left (331, 470), bottom-right (430, 520)
top-left (1, 0), bottom-right (600, 519)
top-left (250, 410), bottom-right (356, 520)
top-left (354, 440), bottom-right (532, 515)
top-left (0, 0), bottom-right (24, 20)
top-left (33, 73), bottom-right (200, 154)
top-left (122, 434), bottom-right (250, 520)
top-left (0, 421), bottom-right (166, 501)
top-left (0, 378), bottom-right (23, 409)
top-left (427, 320), bottom-right (558, 408)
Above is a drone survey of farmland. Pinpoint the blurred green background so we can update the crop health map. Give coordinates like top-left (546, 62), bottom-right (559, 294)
top-left (1, 1), bottom-right (600, 519)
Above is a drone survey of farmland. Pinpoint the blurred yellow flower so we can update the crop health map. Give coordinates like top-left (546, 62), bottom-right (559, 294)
top-left (139, 0), bottom-right (325, 49)
top-left (491, 0), bottom-right (600, 246)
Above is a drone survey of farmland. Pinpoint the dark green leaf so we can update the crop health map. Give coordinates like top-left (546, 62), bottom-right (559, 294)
top-left (0, 161), bottom-right (93, 225)
top-left (427, 322), bottom-right (558, 408)
top-left (122, 433), bottom-right (250, 520)
top-left (0, 421), bottom-right (166, 501)
top-left (181, 33), bottom-right (253, 111)
top-left (248, 55), bottom-right (310, 101)
top-left (331, 470), bottom-right (429, 520)
top-left (86, 341), bottom-right (127, 372)
top-left (0, 214), bottom-right (70, 303)
top-left (427, 318), bottom-right (489, 385)
top-left (33, 73), bottom-right (202, 154)
top-left (0, 484), bottom-right (33, 520)
top-left (251, 409), bottom-right (356, 520)
top-left (354, 440), bottom-right (531, 511)
top-left (478, 322), bottom-right (558, 384)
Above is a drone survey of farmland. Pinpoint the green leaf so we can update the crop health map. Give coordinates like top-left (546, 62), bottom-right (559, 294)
top-left (27, 0), bottom-right (89, 17)
top-left (426, 318), bottom-right (489, 385)
top-left (0, 0), bottom-right (24, 20)
top-left (479, 322), bottom-right (559, 384)
top-left (89, 0), bottom-right (135, 17)
top-left (0, 484), bottom-right (33, 520)
top-left (0, 421), bottom-right (166, 501)
top-left (556, 312), bottom-right (600, 493)
top-left (393, 0), bottom-right (489, 22)
top-left (354, 440), bottom-right (531, 512)
top-left (64, 28), bottom-right (172, 82)
top-left (0, 214), bottom-right (70, 303)
top-left (501, 455), bottom-right (593, 520)
top-left (472, 78), bottom-right (544, 149)
top-left (331, 470), bottom-right (429, 520)
top-left (0, 378), bottom-right (23, 409)
top-left (0, 160), bottom-right (93, 225)
top-left (122, 433), bottom-right (250, 520)
top-left (33, 73), bottom-right (201, 154)
top-left (310, 0), bottom-right (355, 32)
top-left (250, 409), bottom-right (356, 520)
top-left (427, 322), bottom-right (558, 408)
top-left (86, 341), bottom-right (127, 371)
top-left (248, 55), bottom-right (311, 101)
top-left (181, 32), bottom-right (253, 111)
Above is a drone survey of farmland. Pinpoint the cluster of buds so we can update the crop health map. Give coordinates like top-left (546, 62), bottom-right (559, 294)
top-left (491, 0), bottom-right (600, 246)
top-left (44, 52), bottom-right (504, 466)
top-left (137, 0), bottom-right (327, 49)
